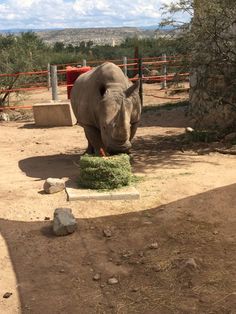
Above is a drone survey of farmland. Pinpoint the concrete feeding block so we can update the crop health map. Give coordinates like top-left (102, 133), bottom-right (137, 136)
top-left (65, 181), bottom-right (140, 201)
top-left (33, 102), bottom-right (76, 127)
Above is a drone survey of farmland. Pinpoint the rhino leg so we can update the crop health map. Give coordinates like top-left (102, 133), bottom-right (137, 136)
top-left (85, 142), bottom-right (94, 154)
top-left (84, 126), bottom-right (104, 155)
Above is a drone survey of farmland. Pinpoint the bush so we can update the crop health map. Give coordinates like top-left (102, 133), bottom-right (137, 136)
top-left (78, 154), bottom-right (132, 190)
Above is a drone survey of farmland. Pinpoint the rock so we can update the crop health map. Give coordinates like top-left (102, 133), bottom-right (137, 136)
top-left (93, 273), bottom-right (101, 281)
top-left (149, 242), bottom-right (159, 249)
top-left (53, 208), bottom-right (77, 236)
top-left (3, 292), bottom-right (12, 298)
top-left (44, 216), bottom-right (50, 221)
top-left (0, 113), bottom-right (10, 122)
top-left (59, 269), bottom-right (65, 273)
top-left (43, 178), bottom-right (65, 194)
top-left (224, 132), bottom-right (236, 142)
top-left (131, 287), bottom-right (139, 292)
top-left (185, 127), bottom-right (194, 133)
top-left (184, 258), bottom-right (198, 270)
top-left (152, 265), bottom-right (162, 272)
top-left (103, 228), bottom-right (112, 238)
top-left (107, 277), bottom-right (119, 285)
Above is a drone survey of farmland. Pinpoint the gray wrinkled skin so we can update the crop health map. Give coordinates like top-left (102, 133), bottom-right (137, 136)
top-left (70, 62), bottom-right (142, 154)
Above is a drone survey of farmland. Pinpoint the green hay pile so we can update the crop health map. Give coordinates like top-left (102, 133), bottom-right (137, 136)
top-left (78, 154), bottom-right (132, 190)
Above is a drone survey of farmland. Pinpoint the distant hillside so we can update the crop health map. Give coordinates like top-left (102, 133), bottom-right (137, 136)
top-left (0, 27), bottom-right (173, 46)
top-left (35, 27), bottom-right (155, 46)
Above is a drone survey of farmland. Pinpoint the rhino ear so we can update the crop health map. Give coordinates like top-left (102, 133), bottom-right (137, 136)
top-left (125, 80), bottom-right (140, 98)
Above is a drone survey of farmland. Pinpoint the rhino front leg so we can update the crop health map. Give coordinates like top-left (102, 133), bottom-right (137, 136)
top-left (84, 126), bottom-right (104, 155)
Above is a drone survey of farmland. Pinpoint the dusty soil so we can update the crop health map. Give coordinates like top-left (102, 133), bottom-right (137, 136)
top-left (0, 86), bottom-right (236, 314)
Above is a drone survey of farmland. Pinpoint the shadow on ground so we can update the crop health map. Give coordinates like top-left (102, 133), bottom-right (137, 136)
top-left (18, 131), bottom-right (219, 179)
top-left (18, 152), bottom-right (83, 180)
top-left (1, 184), bottom-right (236, 314)
top-left (132, 132), bottom-right (220, 173)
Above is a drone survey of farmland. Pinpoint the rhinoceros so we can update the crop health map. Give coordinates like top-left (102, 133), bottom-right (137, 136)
top-left (70, 62), bottom-right (141, 154)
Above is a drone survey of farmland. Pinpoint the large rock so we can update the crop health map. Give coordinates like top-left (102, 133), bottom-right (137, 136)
top-left (43, 178), bottom-right (65, 194)
top-left (53, 208), bottom-right (77, 236)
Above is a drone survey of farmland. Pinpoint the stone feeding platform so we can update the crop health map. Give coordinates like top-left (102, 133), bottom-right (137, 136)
top-left (65, 181), bottom-right (140, 201)
top-left (33, 101), bottom-right (76, 127)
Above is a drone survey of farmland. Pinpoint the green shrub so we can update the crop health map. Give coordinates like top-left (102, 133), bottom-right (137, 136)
top-left (78, 154), bottom-right (132, 190)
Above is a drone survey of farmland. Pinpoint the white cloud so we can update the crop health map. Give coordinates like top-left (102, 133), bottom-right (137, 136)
top-left (0, 0), bottom-right (178, 29)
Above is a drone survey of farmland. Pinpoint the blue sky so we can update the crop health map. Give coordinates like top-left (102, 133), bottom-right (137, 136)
top-left (0, 0), bottom-right (174, 29)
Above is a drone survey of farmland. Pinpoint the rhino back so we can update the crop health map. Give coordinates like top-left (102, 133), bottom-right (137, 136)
top-left (70, 62), bottom-right (131, 128)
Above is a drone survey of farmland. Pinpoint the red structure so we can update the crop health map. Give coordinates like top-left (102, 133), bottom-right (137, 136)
top-left (66, 66), bottom-right (91, 99)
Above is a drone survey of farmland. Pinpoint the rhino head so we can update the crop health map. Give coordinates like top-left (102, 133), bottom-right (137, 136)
top-left (99, 80), bottom-right (141, 154)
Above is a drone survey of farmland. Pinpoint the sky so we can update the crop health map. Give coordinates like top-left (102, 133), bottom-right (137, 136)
top-left (0, 0), bottom-right (174, 30)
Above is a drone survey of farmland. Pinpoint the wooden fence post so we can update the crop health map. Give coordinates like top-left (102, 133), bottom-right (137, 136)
top-left (138, 57), bottom-right (143, 107)
top-left (162, 53), bottom-right (167, 89)
top-left (47, 63), bottom-right (51, 90)
top-left (123, 56), bottom-right (127, 76)
top-left (51, 65), bottom-right (58, 101)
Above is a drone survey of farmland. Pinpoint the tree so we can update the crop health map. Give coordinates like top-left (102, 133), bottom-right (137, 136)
top-left (0, 32), bottom-right (49, 106)
top-left (53, 42), bottom-right (65, 52)
top-left (161, 0), bottom-right (236, 130)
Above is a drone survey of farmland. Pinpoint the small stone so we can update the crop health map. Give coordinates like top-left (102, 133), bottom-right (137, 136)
top-left (103, 228), bottom-right (112, 238)
top-left (185, 127), bottom-right (194, 133)
top-left (122, 251), bottom-right (132, 258)
top-left (0, 113), bottom-right (10, 122)
top-left (93, 273), bottom-right (101, 281)
top-left (131, 287), bottom-right (139, 292)
top-left (107, 277), bottom-right (119, 285)
top-left (152, 265), bottom-right (162, 272)
top-left (43, 178), bottom-right (65, 194)
top-left (59, 269), bottom-right (65, 273)
top-left (213, 230), bottom-right (218, 235)
top-left (53, 208), bottom-right (77, 236)
top-left (44, 217), bottom-right (50, 221)
top-left (3, 292), bottom-right (12, 299)
top-left (184, 258), bottom-right (198, 270)
top-left (149, 242), bottom-right (158, 249)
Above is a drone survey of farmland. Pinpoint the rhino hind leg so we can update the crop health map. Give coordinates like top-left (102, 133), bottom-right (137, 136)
top-left (84, 126), bottom-right (104, 155)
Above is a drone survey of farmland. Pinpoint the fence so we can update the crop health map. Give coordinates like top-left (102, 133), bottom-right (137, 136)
top-left (0, 55), bottom-right (190, 110)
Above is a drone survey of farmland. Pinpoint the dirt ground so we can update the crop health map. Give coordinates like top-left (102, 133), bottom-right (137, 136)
top-left (1, 85), bottom-right (236, 314)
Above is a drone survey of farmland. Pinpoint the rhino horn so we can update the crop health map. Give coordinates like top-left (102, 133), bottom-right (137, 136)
top-left (112, 100), bottom-right (129, 140)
